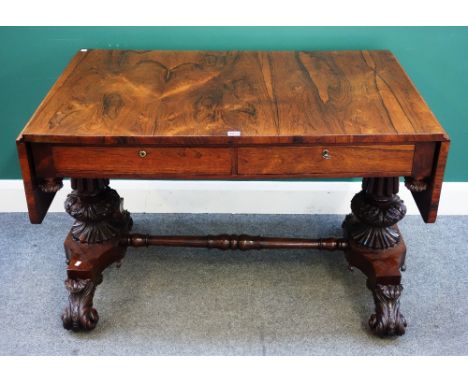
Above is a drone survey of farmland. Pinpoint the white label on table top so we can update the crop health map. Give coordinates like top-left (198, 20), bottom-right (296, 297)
top-left (227, 131), bottom-right (241, 136)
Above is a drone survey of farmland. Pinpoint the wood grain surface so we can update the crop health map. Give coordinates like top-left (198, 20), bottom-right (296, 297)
top-left (17, 49), bottom-right (450, 224)
top-left (237, 144), bottom-right (414, 176)
top-left (20, 50), bottom-right (448, 145)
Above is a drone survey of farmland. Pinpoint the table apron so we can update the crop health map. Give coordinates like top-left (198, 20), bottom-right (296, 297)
top-left (30, 143), bottom-right (418, 179)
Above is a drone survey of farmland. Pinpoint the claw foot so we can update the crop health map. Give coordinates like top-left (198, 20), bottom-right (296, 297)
top-left (62, 278), bottom-right (99, 331)
top-left (369, 284), bottom-right (407, 337)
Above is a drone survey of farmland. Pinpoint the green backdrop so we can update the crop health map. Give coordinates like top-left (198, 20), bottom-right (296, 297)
top-left (0, 27), bottom-right (466, 180)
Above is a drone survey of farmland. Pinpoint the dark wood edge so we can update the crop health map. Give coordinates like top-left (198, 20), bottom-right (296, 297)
top-left (26, 141), bottom-right (428, 149)
top-left (21, 133), bottom-right (450, 146)
top-left (411, 140), bottom-right (450, 223)
top-left (46, 171), bottom-right (413, 180)
top-left (16, 138), bottom-right (57, 223)
top-left (230, 147), bottom-right (238, 175)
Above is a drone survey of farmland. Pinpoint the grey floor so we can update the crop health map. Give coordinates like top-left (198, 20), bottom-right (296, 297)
top-left (0, 213), bottom-right (467, 355)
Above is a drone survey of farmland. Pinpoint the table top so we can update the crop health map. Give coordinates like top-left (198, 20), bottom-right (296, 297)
top-left (20, 49), bottom-right (448, 145)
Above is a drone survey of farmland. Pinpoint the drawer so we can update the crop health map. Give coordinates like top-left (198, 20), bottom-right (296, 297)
top-left (237, 145), bottom-right (414, 176)
top-left (42, 146), bottom-right (232, 177)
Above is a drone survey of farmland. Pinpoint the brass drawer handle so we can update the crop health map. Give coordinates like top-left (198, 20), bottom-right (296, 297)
top-left (138, 150), bottom-right (147, 158)
top-left (322, 149), bottom-right (331, 159)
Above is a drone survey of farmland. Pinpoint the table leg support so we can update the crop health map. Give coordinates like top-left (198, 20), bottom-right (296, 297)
top-left (62, 179), bottom-right (132, 331)
top-left (62, 278), bottom-right (99, 331)
top-left (369, 281), bottom-right (406, 337)
top-left (343, 177), bottom-right (408, 337)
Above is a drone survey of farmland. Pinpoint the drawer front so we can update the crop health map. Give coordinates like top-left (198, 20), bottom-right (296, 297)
top-left (49, 146), bottom-right (232, 177)
top-left (237, 145), bottom-right (414, 176)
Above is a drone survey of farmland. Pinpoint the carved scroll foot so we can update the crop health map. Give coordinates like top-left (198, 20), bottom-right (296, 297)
top-left (369, 283), bottom-right (407, 337)
top-left (62, 278), bottom-right (99, 331)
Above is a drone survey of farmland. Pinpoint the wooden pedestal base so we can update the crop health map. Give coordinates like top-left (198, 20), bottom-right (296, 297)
top-left (342, 176), bottom-right (407, 337)
top-left (342, 224), bottom-right (407, 337)
top-left (61, 176), bottom-right (409, 337)
top-left (62, 234), bottom-right (130, 331)
top-left (62, 179), bottom-right (131, 331)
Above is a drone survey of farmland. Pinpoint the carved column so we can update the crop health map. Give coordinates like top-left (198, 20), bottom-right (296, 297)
top-left (342, 177), bottom-right (407, 337)
top-left (62, 178), bottom-right (132, 331)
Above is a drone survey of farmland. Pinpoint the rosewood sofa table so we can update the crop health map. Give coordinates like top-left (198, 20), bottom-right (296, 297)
top-left (17, 50), bottom-right (449, 337)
